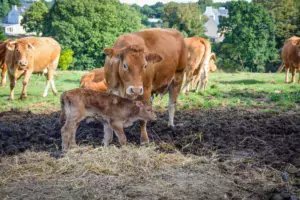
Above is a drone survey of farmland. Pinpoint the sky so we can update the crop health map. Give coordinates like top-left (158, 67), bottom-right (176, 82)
top-left (119, 0), bottom-right (198, 6)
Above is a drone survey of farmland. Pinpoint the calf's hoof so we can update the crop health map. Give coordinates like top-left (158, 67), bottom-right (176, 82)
top-left (140, 138), bottom-right (150, 146)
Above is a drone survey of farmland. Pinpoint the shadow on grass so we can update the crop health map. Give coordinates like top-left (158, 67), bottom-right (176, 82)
top-left (62, 79), bottom-right (81, 84)
top-left (218, 79), bottom-right (266, 85)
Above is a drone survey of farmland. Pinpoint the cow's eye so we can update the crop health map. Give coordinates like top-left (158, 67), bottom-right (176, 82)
top-left (143, 63), bottom-right (147, 70)
top-left (15, 48), bottom-right (19, 52)
top-left (123, 63), bottom-right (128, 70)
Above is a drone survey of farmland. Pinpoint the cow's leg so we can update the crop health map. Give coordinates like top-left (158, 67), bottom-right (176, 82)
top-left (0, 64), bottom-right (7, 86)
top-left (20, 70), bottom-right (33, 100)
top-left (298, 70), bottom-right (300, 84)
top-left (110, 120), bottom-right (126, 146)
top-left (103, 124), bottom-right (114, 147)
top-left (140, 88), bottom-right (151, 145)
top-left (200, 68), bottom-right (209, 91)
top-left (168, 71), bottom-right (184, 127)
top-left (43, 69), bottom-right (58, 97)
top-left (285, 67), bottom-right (290, 83)
top-left (291, 68), bottom-right (296, 83)
top-left (9, 73), bottom-right (16, 100)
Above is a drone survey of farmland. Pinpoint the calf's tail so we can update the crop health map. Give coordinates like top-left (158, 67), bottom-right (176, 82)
top-left (277, 62), bottom-right (285, 73)
top-left (59, 92), bottom-right (66, 125)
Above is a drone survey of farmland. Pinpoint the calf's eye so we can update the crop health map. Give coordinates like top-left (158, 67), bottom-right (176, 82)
top-left (123, 63), bottom-right (128, 70)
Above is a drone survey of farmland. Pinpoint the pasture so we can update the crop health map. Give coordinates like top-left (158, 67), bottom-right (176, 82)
top-left (0, 71), bottom-right (299, 199)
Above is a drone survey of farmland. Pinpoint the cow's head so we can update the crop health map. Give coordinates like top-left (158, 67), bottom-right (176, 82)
top-left (6, 40), bottom-right (35, 68)
top-left (104, 45), bottom-right (162, 96)
top-left (209, 53), bottom-right (217, 72)
top-left (293, 39), bottom-right (300, 57)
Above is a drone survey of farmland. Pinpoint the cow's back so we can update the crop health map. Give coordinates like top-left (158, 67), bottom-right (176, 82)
top-left (18, 37), bottom-right (61, 73)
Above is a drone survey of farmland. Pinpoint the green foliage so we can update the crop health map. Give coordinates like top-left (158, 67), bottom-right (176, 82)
top-left (8, 0), bottom-right (20, 6)
top-left (253, 0), bottom-right (299, 49)
top-left (198, 0), bottom-right (226, 12)
top-left (162, 3), bottom-right (205, 37)
top-left (0, 29), bottom-right (6, 41)
top-left (59, 49), bottom-right (74, 71)
top-left (217, 1), bottom-right (277, 72)
top-left (21, 2), bottom-right (48, 36)
top-left (0, 0), bottom-right (11, 18)
top-left (134, 2), bottom-right (164, 18)
top-left (43, 0), bottom-right (143, 70)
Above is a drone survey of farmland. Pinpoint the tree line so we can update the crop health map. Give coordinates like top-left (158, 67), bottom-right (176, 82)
top-left (0, 0), bottom-right (299, 72)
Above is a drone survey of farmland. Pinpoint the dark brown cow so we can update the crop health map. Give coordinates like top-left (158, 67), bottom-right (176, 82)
top-left (80, 67), bottom-right (107, 91)
top-left (60, 88), bottom-right (156, 150)
top-left (103, 28), bottom-right (187, 144)
top-left (0, 37), bottom-right (61, 100)
top-left (277, 36), bottom-right (300, 83)
top-left (0, 39), bottom-right (11, 86)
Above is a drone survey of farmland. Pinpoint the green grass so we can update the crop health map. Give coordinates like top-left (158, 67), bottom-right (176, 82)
top-left (0, 71), bottom-right (299, 113)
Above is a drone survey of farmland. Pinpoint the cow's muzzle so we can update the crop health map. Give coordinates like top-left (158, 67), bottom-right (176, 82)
top-left (18, 60), bottom-right (28, 67)
top-left (126, 86), bottom-right (143, 95)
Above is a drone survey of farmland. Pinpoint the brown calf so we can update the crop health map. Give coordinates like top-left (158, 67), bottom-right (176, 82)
top-left (60, 88), bottom-right (156, 150)
top-left (80, 68), bottom-right (107, 91)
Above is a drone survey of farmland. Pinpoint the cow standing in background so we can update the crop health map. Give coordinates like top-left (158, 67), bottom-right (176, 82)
top-left (104, 28), bottom-right (187, 145)
top-left (0, 37), bottom-right (61, 100)
top-left (80, 67), bottom-right (107, 91)
top-left (182, 37), bottom-right (216, 93)
top-left (277, 36), bottom-right (300, 84)
top-left (0, 39), bottom-right (11, 86)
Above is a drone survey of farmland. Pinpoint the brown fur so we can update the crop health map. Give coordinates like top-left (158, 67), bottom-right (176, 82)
top-left (80, 68), bottom-right (107, 91)
top-left (182, 37), bottom-right (216, 93)
top-left (103, 28), bottom-right (187, 144)
top-left (0, 37), bottom-right (61, 100)
top-left (0, 39), bottom-right (11, 86)
top-left (60, 88), bottom-right (156, 150)
top-left (277, 36), bottom-right (300, 84)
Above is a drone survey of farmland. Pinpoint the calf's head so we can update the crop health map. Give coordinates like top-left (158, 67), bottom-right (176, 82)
top-left (104, 45), bottom-right (162, 97)
top-left (6, 40), bottom-right (34, 68)
top-left (134, 101), bottom-right (157, 121)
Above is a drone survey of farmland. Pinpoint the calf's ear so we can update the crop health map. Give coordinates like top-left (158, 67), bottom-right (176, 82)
top-left (146, 53), bottom-right (162, 64)
top-left (134, 101), bottom-right (144, 108)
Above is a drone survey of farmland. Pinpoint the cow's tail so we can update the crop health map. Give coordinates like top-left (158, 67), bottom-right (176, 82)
top-left (277, 62), bottom-right (285, 73)
top-left (0, 39), bottom-right (12, 67)
top-left (198, 38), bottom-right (212, 71)
top-left (80, 72), bottom-right (95, 88)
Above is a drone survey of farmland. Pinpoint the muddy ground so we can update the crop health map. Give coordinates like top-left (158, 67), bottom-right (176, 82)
top-left (0, 108), bottom-right (300, 199)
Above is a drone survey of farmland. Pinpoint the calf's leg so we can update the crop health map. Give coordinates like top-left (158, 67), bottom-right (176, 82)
top-left (110, 121), bottom-right (126, 146)
top-left (291, 68), bottom-right (296, 83)
top-left (61, 120), bottom-right (80, 151)
top-left (285, 66), bottom-right (289, 83)
top-left (103, 124), bottom-right (114, 147)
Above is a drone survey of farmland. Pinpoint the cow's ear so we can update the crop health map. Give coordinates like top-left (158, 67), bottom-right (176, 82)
top-left (6, 41), bottom-right (16, 51)
top-left (28, 42), bottom-right (35, 50)
top-left (210, 53), bottom-right (216, 60)
top-left (146, 53), bottom-right (162, 64)
top-left (104, 48), bottom-right (114, 58)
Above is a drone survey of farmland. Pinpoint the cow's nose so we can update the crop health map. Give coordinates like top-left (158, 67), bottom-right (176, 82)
top-left (130, 86), bottom-right (143, 95)
top-left (18, 60), bottom-right (28, 66)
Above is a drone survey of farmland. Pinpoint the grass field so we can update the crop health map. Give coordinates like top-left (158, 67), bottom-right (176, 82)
top-left (0, 71), bottom-right (299, 112)
top-left (0, 71), bottom-right (299, 199)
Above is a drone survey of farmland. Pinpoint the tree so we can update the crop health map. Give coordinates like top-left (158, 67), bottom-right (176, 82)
top-left (21, 2), bottom-right (48, 36)
top-left (162, 3), bottom-right (205, 37)
top-left (59, 49), bottom-right (74, 70)
top-left (0, 0), bottom-right (11, 18)
top-left (217, 1), bottom-right (277, 72)
top-left (43, 0), bottom-right (143, 70)
top-left (253, 0), bottom-right (299, 49)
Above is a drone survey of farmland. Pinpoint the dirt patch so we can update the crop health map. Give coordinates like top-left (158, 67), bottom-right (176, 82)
top-left (0, 108), bottom-right (300, 199)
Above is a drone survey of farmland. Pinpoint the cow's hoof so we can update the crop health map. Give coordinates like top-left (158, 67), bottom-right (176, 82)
top-left (8, 97), bottom-right (14, 101)
top-left (167, 125), bottom-right (176, 131)
top-left (140, 139), bottom-right (150, 146)
top-left (20, 95), bottom-right (27, 100)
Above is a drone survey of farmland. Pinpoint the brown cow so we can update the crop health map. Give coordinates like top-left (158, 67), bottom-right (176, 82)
top-left (277, 36), bottom-right (300, 84)
top-left (0, 37), bottom-right (61, 100)
top-left (103, 28), bottom-right (187, 144)
top-left (0, 39), bottom-right (11, 86)
top-left (60, 88), bottom-right (157, 150)
top-left (182, 37), bottom-right (214, 93)
top-left (80, 67), bottom-right (107, 91)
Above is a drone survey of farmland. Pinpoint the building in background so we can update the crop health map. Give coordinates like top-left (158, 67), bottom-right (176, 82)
top-left (203, 6), bottom-right (228, 42)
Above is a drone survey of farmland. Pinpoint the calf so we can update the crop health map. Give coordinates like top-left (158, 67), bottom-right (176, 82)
top-left (60, 88), bottom-right (157, 150)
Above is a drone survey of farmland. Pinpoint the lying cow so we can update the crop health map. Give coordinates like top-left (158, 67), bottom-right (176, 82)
top-left (0, 37), bottom-right (61, 100)
top-left (104, 28), bottom-right (187, 145)
top-left (182, 37), bottom-right (216, 93)
top-left (60, 88), bottom-right (157, 150)
top-left (80, 67), bottom-right (107, 91)
top-left (277, 36), bottom-right (300, 84)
